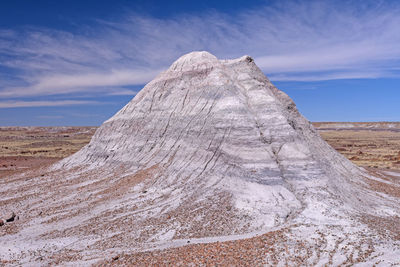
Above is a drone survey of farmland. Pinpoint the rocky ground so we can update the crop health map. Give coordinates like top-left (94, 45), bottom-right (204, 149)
top-left (1, 126), bottom-right (399, 266)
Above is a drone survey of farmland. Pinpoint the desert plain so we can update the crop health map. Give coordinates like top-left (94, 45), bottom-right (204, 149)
top-left (1, 122), bottom-right (399, 178)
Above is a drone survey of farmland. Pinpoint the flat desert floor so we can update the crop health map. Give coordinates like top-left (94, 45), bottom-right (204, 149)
top-left (0, 127), bottom-right (96, 179)
top-left (314, 122), bottom-right (400, 170)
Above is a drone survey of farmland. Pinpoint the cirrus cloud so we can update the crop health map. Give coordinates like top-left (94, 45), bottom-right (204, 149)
top-left (0, 100), bottom-right (102, 108)
top-left (1, 0), bottom-right (400, 100)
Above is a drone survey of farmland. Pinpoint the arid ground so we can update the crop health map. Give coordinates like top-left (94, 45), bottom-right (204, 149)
top-left (1, 123), bottom-right (399, 176)
top-left (314, 122), bottom-right (400, 170)
top-left (0, 127), bottom-right (96, 179)
top-left (1, 123), bottom-right (399, 266)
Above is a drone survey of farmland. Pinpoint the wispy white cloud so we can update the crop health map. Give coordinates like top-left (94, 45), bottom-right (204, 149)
top-left (1, 0), bottom-right (400, 100)
top-left (0, 69), bottom-right (159, 97)
top-left (269, 70), bottom-right (385, 82)
top-left (36, 115), bottom-right (64, 119)
top-left (0, 100), bottom-right (101, 108)
top-left (107, 89), bottom-right (138, 96)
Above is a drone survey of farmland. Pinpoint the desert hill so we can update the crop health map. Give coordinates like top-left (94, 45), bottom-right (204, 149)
top-left (1, 52), bottom-right (399, 266)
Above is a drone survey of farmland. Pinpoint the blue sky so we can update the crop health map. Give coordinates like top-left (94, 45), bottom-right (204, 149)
top-left (0, 0), bottom-right (399, 126)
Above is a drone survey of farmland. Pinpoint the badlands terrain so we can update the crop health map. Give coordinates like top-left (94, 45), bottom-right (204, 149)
top-left (1, 52), bottom-right (400, 266)
top-left (0, 127), bottom-right (96, 179)
top-left (315, 122), bottom-right (400, 170)
top-left (1, 124), bottom-right (399, 265)
top-left (2, 123), bottom-right (399, 177)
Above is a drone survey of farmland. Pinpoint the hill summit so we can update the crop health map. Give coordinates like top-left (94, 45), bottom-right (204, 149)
top-left (59, 50), bottom-right (369, 230)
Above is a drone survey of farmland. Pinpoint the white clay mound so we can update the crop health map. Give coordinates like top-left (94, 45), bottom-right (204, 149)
top-left (1, 51), bottom-right (399, 266)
